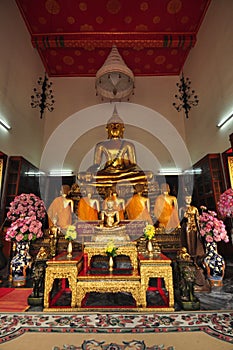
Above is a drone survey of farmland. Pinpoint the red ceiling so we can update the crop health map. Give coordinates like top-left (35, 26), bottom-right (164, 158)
top-left (15, 0), bottom-right (211, 77)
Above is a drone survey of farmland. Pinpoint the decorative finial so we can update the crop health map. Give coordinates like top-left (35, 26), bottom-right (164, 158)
top-left (107, 105), bottom-right (124, 125)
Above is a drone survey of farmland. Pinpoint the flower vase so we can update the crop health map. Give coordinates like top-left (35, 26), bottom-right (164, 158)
top-left (147, 239), bottom-right (153, 257)
top-left (10, 241), bottom-right (32, 287)
top-left (109, 255), bottom-right (114, 272)
top-left (204, 242), bottom-right (225, 288)
top-left (67, 241), bottom-right (73, 258)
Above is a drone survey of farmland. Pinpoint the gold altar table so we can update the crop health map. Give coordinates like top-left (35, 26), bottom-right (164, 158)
top-left (138, 253), bottom-right (174, 311)
top-left (76, 270), bottom-right (142, 308)
top-left (43, 250), bottom-right (174, 311)
top-left (84, 242), bottom-right (138, 269)
top-left (43, 251), bottom-right (83, 311)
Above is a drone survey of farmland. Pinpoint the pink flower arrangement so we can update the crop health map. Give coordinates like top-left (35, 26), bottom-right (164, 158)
top-left (199, 206), bottom-right (229, 244)
top-left (7, 193), bottom-right (46, 222)
top-left (5, 193), bottom-right (46, 242)
top-left (217, 188), bottom-right (233, 218)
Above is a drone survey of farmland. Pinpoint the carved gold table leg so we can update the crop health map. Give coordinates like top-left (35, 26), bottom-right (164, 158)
top-left (139, 254), bottom-right (174, 310)
top-left (43, 252), bottom-right (83, 310)
top-left (43, 270), bottom-right (54, 309)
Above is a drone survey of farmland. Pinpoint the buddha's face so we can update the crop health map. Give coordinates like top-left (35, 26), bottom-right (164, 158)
top-left (161, 183), bottom-right (170, 194)
top-left (107, 200), bottom-right (114, 210)
top-left (106, 123), bottom-right (124, 139)
top-left (185, 196), bottom-right (192, 205)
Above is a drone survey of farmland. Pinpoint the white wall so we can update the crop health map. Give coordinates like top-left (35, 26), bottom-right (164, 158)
top-left (183, 0), bottom-right (233, 165)
top-left (0, 0), bottom-right (45, 167)
top-left (43, 75), bottom-right (186, 173)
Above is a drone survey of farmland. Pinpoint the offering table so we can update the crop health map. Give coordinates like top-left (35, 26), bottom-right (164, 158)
top-left (43, 251), bottom-right (83, 311)
top-left (139, 252), bottom-right (174, 311)
top-left (43, 249), bottom-right (175, 311)
top-left (76, 269), bottom-right (142, 308)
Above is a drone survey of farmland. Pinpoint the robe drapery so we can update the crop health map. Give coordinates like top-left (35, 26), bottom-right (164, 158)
top-left (154, 194), bottom-right (180, 231)
top-left (77, 197), bottom-right (99, 221)
top-left (125, 194), bottom-right (153, 224)
top-left (47, 196), bottom-right (72, 229)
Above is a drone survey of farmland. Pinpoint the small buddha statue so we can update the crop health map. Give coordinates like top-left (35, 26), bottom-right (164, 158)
top-left (101, 199), bottom-right (120, 228)
top-left (154, 183), bottom-right (180, 232)
top-left (103, 189), bottom-right (125, 220)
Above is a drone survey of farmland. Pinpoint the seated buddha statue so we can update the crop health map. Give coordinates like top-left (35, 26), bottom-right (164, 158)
top-left (102, 189), bottom-right (125, 220)
top-left (125, 183), bottom-right (153, 224)
top-left (77, 186), bottom-right (100, 221)
top-left (78, 106), bottom-right (153, 190)
top-left (100, 199), bottom-right (120, 228)
top-left (154, 183), bottom-right (180, 232)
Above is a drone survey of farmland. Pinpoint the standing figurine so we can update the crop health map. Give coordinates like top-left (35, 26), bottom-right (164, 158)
top-left (179, 195), bottom-right (204, 259)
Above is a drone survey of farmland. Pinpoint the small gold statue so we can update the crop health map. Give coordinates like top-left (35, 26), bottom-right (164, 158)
top-left (177, 247), bottom-right (191, 261)
top-left (49, 219), bottom-right (59, 257)
top-left (101, 199), bottom-right (120, 227)
top-left (36, 246), bottom-right (48, 260)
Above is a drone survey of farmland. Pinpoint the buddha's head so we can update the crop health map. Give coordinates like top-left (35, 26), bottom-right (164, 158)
top-left (184, 195), bottom-right (192, 205)
top-left (60, 184), bottom-right (70, 197)
top-left (106, 105), bottom-right (124, 139)
top-left (161, 183), bottom-right (170, 194)
top-left (106, 199), bottom-right (114, 210)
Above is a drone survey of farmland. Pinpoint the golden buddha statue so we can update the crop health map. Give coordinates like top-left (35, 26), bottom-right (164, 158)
top-left (154, 183), bottom-right (180, 232)
top-left (77, 186), bottom-right (100, 221)
top-left (125, 183), bottom-right (153, 224)
top-left (100, 199), bottom-right (120, 228)
top-left (102, 189), bottom-right (125, 220)
top-left (77, 106), bottom-right (153, 195)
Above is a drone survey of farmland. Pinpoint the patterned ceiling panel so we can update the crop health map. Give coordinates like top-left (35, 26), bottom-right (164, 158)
top-left (16, 0), bottom-right (211, 77)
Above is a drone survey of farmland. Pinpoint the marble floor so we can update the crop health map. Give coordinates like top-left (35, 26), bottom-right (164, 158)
top-left (195, 260), bottom-right (233, 310)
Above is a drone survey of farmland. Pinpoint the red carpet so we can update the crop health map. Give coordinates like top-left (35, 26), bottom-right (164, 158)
top-left (0, 287), bottom-right (14, 298)
top-left (0, 288), bottom-right (32, 312)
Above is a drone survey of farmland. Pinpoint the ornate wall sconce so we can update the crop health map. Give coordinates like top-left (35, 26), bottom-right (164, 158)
top-left (31, 73), bottom-right (55, 119)
top-left (173, 73), bottom-right (199, 119)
